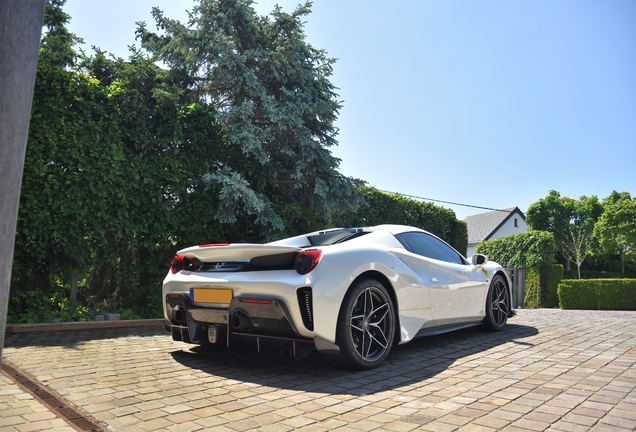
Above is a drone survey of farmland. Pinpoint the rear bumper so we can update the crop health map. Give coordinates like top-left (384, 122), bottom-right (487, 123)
top-left (163, 292), bottom-right (339, 355)
top-left (165, 292), bottom-right (302, 336)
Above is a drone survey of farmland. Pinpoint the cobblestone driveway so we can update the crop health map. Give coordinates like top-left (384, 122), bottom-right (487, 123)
top-left (2, 309), bottom-right (636, 431)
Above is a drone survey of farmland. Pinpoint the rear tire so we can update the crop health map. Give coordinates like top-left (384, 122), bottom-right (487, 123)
top-left (334, 278), bottom-right (396, 369)
top-left (483, 275), bottom-right (510, 331)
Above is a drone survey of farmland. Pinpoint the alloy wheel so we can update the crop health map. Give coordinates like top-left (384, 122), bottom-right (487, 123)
top-left (348, 286), bottom-right (393, 362)
top-left (490, 277), bottom-right (509, 327)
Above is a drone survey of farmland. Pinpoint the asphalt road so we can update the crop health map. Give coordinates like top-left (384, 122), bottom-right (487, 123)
top-left (2, 308), bottom-right (636, 431)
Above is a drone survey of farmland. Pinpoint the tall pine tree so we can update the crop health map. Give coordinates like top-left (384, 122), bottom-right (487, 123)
top-left (137, 0), bottom-right (364, 238)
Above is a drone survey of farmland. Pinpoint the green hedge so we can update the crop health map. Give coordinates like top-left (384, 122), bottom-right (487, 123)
top-left (475, 230), bottom-right (557, 268)
top-left (333, 188), bottom-right (465, 252)
top-left (449, 220), bottom-right (468, 257)
top-left (558, 279), bottom-right (636, 310)
top-left (563, 269), bottom-right (636, 279)
top-left (524, 264), bottom-right (563, 308)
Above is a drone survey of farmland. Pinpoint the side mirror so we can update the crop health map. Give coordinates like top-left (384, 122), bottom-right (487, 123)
top-left (471, 254), bottom-right (488, 266)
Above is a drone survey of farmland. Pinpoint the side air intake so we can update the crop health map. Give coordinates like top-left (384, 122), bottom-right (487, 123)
top-left (297, 287), bottom-right (314, 331)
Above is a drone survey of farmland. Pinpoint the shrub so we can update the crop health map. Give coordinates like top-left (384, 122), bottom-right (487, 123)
top-left (524, 264), bottom-right (563, 308)
top-left (449, 220), bottom-right (468, 257)
top-left (563, 269), bottom-right (636, 279)
top-left (558, 279), bottom-right (636, 310)
top-left (475, 230), bottom-right (556, 268)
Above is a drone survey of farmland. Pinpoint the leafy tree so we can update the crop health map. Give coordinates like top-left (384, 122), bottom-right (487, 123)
top-left (526, 191), bottom-right (603, 278)
top-left (84, 52), bottom-right (226, 316)
top-left (136, 0), bottom-right (364, 238)
top-left (14, 0), bottom-right (365, 320)
top-left (14, 0), bottom-right (128, 301)
top-left (594, 193), bottom-right (636, 274)
top-left (13, 0), bottom-right (227, 318)
top-left (603, 190), bottom-right (632, 205)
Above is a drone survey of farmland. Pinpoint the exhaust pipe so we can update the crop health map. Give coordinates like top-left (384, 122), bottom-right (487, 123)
top-left (231, 311), bottom-right (251, 331)
top-left (173, 308), bottom-right (187, 325)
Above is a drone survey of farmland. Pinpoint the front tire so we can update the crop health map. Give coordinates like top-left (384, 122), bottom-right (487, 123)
top-left (483, 274), bottom-right (510, 331)
top-left (335, 278), bottom-right (396, 369)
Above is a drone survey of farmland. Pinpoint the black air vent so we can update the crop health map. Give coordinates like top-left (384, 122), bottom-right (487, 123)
top-left (297, 287), bottom-right (313, 331)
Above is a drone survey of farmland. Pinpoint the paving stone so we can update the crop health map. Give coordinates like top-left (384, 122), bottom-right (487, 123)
top-left (548, 420), bottom-right (593, 432)
top-left (418, 421), bottom-right (460, 431)
top-left (2, 309), bottom-right (636, 432)
top-left (456, 424), bottom-right (497, 432)
top-left (510, 418), bottom-right (551, 431)
top-left (0, 375), bottom-right (74, 431)
top-left (472, 414), bottom-right (512, 429)
top-left (607, 408), bottom-right (636, 421)
top-left (599, 415), bottom-right (636, 430)
top-left (281, 415), bottom-right (317, 428)
top-left (523, 411), bottom-right (562, 424)
top-left (166, 421), bottom-right (204, 431)
top-left (490, 409), bottom-right (523, 422)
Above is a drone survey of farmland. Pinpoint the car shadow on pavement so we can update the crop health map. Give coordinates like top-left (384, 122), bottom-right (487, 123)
top-left (169, 323), bottom-right (538, 396)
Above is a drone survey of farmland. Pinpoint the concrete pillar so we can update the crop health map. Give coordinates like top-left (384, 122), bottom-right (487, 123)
top-left (0, 0), bottom-right (46, 365)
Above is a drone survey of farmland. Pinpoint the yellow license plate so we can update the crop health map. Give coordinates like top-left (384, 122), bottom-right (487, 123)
top-left (190, 288), bottom-right (233, 304)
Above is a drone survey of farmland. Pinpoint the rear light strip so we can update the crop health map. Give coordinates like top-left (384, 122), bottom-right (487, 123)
top-left (169, 249), bottom-right (322, 275)
top-left (239, 298), bottom-right (273, 304)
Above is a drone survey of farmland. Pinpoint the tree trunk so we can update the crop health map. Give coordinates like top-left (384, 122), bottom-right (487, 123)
top-left (70, 273), bottom-right (78, 301)
top-left (620, 250), bottom-right (625, 274)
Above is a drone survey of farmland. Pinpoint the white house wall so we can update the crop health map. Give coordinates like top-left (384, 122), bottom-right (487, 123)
top-left (490, 216), bottom-right (528, 240)
top-left (467, 215), bottom-right (528, 257)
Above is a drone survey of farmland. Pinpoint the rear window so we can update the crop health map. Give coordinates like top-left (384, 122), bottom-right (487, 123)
top-left (307, 229), bottom-right (368, 246)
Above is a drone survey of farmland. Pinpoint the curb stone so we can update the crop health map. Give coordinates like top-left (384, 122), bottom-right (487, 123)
top-left (5, 318), bottom-right (164, 333)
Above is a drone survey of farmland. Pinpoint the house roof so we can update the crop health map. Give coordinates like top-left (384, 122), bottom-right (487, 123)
top-left (464, 207), bottom-right (525, 245)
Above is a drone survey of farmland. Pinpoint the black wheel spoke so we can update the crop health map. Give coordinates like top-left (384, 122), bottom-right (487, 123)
top-left (350, 312), bottom-right (365, 333)
top-left (368, 304), bottom-right (389, 348)
top-left (362, 329), bottom-right (373, 359)
top-left (364, 288), bottom-right (373, 316)
top-left (368, 326), bottom-right (388, 349)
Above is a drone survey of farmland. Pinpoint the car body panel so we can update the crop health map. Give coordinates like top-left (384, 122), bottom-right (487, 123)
top-left (162, 224), bottom-right (515, 366)
top-left (425, 257), bottom-right (489, 324)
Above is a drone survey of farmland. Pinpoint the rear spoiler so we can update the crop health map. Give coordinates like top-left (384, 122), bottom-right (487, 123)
top-left (177, 244), bottom-right (301, 262)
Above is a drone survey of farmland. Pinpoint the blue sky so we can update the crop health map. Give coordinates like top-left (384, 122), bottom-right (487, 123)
top-left (64, 0), bottom-right (636, 220)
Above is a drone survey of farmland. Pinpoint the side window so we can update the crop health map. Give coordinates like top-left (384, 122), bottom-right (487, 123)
top-left (397, 232), bottom-right (465, 265)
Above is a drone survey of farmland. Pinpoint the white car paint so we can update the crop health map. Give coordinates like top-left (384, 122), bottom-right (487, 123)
top-left (162, 224), bottom-right (514, 368)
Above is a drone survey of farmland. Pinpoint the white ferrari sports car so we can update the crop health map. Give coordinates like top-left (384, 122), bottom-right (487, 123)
top-left (163, 224), bottom-right (514, 369)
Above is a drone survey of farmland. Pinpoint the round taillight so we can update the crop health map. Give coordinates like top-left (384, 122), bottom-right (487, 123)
top-left (170, 255), bottom-right (202, 274)
top-left (295, 249), bottom-right (322, 275)
top-left (170, 255), bottom-right (185, 274)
